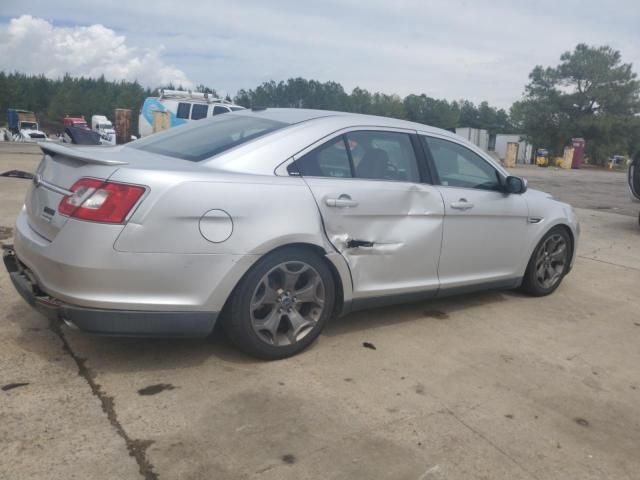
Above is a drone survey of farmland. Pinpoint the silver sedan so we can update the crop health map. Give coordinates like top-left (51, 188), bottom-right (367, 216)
top-left (4, 109), bottom-right (579, 358)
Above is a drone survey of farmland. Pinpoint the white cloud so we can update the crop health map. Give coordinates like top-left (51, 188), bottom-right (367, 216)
top-left (0, 1), bottom-right (638, 108)
top-left (0, 15), bottom-right (192, 88)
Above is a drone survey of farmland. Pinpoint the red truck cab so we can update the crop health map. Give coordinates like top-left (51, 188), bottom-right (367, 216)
top-left (63, 117), bottom-right (89, 130)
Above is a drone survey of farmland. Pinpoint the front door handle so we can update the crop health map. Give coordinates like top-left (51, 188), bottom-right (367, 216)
top-left (326, 194), bottom-right (358, 208)
top-left (450, 199), bottom-right (474, 210)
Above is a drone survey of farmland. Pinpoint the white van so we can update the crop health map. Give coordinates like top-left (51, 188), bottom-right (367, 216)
top-left (138, 89), bottom-right (245, 137)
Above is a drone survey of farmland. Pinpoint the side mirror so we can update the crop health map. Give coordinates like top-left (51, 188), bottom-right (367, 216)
top-left (505, 175), bottom-right (527, 194)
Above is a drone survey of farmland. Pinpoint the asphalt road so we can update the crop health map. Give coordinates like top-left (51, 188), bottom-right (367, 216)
top-left (1, 142), bottom-right (639, 480)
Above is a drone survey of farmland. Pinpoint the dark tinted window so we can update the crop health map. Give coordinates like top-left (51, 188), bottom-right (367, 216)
top-left (423, 136), bottom-right (501, 190)
top-left (131, 116), bottom-right (288, 162)
top-left (191, 104), bottom-right (208, 120)
top-left (176, 102), bottom-right (191, 119)
top-left (347, 131), bottom-right (420, 182)
top-left (291, 136), bottom-right (352, 178)
top-left (213, 105), bottom-right (230, 115)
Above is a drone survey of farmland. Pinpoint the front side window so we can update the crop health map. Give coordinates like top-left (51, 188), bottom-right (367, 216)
top-left (423, 136), bottom-right (501, 191)
top-left (130, 116), bottom-right (288, 162)
top-left (176, 102), bottom-right (191, 119)
top-left (191, 104), bottom-right (208, 120)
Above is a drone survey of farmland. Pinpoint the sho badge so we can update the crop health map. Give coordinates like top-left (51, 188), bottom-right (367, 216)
top-left (41, 206), bottom-right (55, 222)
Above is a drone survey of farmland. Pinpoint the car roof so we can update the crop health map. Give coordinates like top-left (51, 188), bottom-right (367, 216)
top-left (201, 108), bottom-right (490, 176)
top-left (232, 107), bottom-right (457, 138)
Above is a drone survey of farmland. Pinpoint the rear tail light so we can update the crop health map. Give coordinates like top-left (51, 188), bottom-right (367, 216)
top-left (58, 178), bottom-right (146, 223)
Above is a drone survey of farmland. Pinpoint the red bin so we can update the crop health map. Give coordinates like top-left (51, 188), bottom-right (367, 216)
top-left (571, 138), bottom-right (585, 169)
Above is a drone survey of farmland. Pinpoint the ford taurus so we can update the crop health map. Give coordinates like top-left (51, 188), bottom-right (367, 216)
top-left (3, 109), bottom-right (579, 359)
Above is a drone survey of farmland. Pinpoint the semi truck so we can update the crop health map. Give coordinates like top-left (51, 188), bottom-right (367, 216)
top-left (6, 109), bottom-right (47, 141)
top-left (91, 115), bottom-right (116, 145)
top-left (63, 116), bottom-right (90, 130)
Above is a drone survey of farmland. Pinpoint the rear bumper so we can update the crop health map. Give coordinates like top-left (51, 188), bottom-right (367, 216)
top-left (3, 246), bottom-right (217, 337)
top-left (12, 208), bottom-right (256, 312)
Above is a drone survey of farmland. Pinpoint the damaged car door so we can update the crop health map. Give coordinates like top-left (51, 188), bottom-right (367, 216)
top-left (290, 129), bottom-right (445, 301)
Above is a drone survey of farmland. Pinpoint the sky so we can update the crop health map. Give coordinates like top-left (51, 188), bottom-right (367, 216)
top-left (1, 0), bottom-right (639, 108)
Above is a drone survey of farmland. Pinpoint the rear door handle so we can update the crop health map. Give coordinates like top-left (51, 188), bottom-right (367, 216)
top-left (326, 195), bottom-right (358, 208)
top-left (450, 199), bottom-right (474, 210)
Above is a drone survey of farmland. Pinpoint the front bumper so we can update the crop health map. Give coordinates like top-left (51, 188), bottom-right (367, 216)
top-left (3, 246), bottom-right (217, 337)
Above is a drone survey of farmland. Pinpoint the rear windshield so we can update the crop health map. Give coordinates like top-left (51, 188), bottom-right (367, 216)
top-left (130, 115), bottom-right (288, 162)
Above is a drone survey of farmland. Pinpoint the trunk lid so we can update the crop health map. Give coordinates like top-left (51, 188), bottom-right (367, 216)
top-left (26, 143), bottom-right (127, 240)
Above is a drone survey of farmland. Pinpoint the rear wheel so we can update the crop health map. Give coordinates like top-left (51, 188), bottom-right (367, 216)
top-left (521, 227), bottom-right (571, 296)
top-left (224, 247), bottom-right (335, 359)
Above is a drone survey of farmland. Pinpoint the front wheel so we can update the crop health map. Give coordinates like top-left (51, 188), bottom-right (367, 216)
top-left (520, 227), bottom-right (572, 296)
top-left (224, 247), bottom-right (335, 360)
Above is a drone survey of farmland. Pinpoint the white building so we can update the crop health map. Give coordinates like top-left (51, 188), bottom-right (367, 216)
top-left (494, 134), bottom-right (532, 164)
top-left (455, 127), bottom-right (489, 152)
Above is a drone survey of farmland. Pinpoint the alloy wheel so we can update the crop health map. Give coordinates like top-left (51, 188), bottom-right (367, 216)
top-left (535, 233), bottom-right (568, 289)
top-left (249, 261), bottom-right (326, 346)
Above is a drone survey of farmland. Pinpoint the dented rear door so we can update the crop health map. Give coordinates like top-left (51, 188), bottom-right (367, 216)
top-left (295, 129), bottom-right (445, 300)
top-left (306, 179), bottom-right (444, 299)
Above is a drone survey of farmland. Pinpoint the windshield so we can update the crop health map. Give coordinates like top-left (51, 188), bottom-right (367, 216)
top-left (21, 122), bottom-right (38, 130)
top-left (130, 115), bottom-right (288, 162)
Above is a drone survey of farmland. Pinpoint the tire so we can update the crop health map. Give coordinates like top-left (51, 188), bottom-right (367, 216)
top-left (224, 247), bottom-right (336, 360)
top-left (520, 227), bottom-right (572, 296)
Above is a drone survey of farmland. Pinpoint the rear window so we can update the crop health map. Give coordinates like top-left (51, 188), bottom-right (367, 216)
top-left (130, 115), bottom-right (288, 162)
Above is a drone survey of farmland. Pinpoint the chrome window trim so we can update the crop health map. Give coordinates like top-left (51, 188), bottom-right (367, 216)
top-left (275, 126), bottom-right (420, 184)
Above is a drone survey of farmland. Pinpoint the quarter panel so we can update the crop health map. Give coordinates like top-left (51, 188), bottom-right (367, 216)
top-left (13, 208), bottom-right (254, 311)
top-left (114, 175), bottom-right (326, 255)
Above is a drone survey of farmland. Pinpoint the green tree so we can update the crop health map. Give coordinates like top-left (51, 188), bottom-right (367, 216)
top-left (403, 94), bottom-right (459, 130)
top-left (195, 84), bottom-right (218, 96)
top-left (1, 71), bottom-right (511, 138)
top-left (511, 44), bottom-right (640, 164)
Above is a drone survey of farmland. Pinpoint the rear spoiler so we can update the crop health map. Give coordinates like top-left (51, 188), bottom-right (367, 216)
top-left (38, 142), bottom-right (128, 166)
